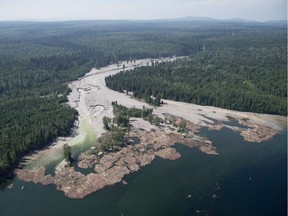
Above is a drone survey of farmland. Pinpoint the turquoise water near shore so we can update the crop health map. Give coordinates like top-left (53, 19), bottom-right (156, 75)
top-left (30, 117), bottom-right (97, 176)
top-left (0, 125), bottom-right (286, 216)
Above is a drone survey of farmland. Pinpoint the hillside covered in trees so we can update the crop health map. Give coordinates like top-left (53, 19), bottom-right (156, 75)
top-left (106, 26), bottom-right (287, 115)
top-left (0, 20), bottom-right (286, 180)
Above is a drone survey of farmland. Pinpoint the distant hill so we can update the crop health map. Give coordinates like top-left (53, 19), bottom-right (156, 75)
top-left (173, 16), bottom-right (218, 21)
top-left (264, 20), bottom-right (287, 24)
top-left (1, 17), bottom-right (287, 25)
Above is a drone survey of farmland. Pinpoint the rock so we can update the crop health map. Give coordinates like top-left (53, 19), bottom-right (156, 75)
top-left (155, 148), bottom-right (181, 160)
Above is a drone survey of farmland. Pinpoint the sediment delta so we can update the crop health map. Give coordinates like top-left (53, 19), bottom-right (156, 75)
top-left (16, 57), bottom-right (286, 199)
top-left (16, 118), bottom-right (215, 199)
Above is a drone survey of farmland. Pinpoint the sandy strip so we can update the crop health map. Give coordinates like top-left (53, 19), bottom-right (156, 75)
top-left (74, 56), bottom-right (285, 133)
top-left (21, 57), bottom-right (184, 167)
top-left (67, 57), bottom-right (176, 135)
top-left (155, 100), bottom-right (286, 131)
top-left (16, 56), bottom-right (287, 198)
top-left (20, 55), bottom-right (286, 168)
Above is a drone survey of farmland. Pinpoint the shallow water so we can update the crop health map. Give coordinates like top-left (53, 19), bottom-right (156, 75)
top-left (29, 117), bottom-right (98, 176)
top-left (69, 117), bottom-right (98, 157)
top-left (0, 124), bottom-right (286, 216)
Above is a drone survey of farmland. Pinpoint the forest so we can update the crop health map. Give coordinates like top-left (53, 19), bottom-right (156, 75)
top-left (100, 102), bottom-right (153, 152)
top-left (0, 20), bottom-right (286, 180)
top-left (106, 27), bottom-right (287, 115)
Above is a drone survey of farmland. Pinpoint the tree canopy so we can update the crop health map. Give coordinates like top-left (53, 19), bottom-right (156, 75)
top-left (0, 20), bottom-right (286, 180)
top-left (106, 27), bottom-right (287, 115)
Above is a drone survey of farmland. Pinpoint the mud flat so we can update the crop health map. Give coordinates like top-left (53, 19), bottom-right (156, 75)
top-left (16, 56), bottom-right (286, 199)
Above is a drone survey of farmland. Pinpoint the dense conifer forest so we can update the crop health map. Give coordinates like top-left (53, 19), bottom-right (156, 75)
top-left (106, 26), bottom-right (287, 115)
top-left (0, 20), bottom-right (286, 179)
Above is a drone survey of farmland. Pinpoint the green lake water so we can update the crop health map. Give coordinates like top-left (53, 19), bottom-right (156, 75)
top-left (29, 117), bottom-right (98, 176)
top-left (0, 123), bottom-right (286, 216)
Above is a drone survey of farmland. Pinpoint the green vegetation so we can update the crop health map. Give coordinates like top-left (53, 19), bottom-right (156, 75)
top-left (103, 116), bottom-right (111, 131)
top-left (0, 20), bottom-right (286, 180)
top-left (0, 20), bottom-right (200, 178)
top-left (112, 101), bottom-right (153, 123)
top-left (99, 128), bottom-right (126, 152)
top-left (177, 120), bottom-right (187, 133)
top-left (106, 28), bottom-right (287, 115)
top-left (63, 144), bottom-right (73, 163)
top-left (99, 102), bottom-right (154, 152)
top-left (0, 99), bottom-right (77, 176)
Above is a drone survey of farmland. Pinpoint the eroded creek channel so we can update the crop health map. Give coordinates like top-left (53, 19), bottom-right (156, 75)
top-left (0, 57), bottom-right (287, 216)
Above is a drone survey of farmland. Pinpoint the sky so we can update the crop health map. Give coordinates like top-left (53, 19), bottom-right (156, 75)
top-left (0, 0), bottom-right (286, 21)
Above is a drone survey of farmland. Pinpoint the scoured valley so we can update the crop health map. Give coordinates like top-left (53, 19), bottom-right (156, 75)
top-left (0, 20), bottom-right (286, 216)
top-left (16, 57), bottom-right (285, 199)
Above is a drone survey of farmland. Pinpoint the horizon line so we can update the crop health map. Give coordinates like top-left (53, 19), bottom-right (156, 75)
top-left (0, 16), bottom-right (287, 23)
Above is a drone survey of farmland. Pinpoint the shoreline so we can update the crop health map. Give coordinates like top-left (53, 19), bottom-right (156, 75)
top-left (15, 56), bottom-right (287, 198)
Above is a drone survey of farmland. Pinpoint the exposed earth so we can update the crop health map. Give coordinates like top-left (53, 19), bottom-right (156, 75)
top-left (16, 57), bottom-right (286, 199)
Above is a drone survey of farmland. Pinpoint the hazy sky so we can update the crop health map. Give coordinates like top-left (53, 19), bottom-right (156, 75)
top-left (0, 0), bottom-right (286, 21)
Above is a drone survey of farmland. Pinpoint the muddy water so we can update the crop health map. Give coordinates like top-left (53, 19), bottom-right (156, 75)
top-left (25, 117), bottom-right (97, 175)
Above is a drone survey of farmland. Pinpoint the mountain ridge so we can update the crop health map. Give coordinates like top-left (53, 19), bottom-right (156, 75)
top-left (1, 16), bottom-right (286, 24)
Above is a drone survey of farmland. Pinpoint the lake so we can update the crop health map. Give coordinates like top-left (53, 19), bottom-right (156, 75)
top-left (0, 125), bottom-right (286, 216)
